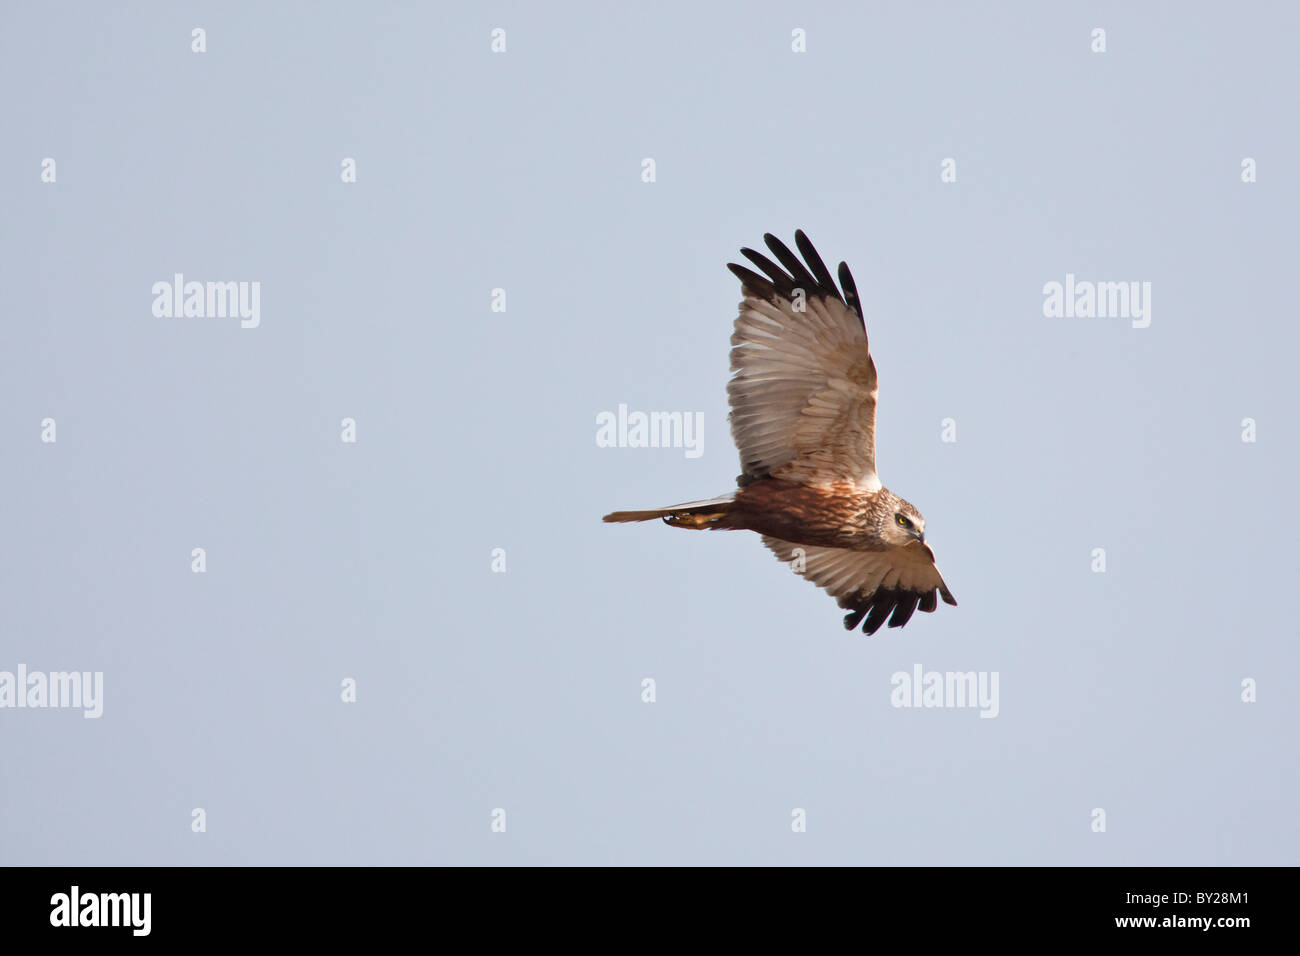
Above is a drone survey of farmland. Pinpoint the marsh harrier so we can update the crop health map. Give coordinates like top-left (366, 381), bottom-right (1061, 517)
top-left (603, 231), bottom-right (956, 635)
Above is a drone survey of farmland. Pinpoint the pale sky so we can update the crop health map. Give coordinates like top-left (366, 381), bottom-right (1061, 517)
top-left (2, 1), bottom-right (1296, 865)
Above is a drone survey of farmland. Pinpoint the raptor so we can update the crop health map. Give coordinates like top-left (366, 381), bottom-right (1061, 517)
top-left (604, 231), bottom-right (957, 635)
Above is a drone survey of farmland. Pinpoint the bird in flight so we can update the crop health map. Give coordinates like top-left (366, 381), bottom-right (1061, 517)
top-left (603, 231), bottom-right (957, 635)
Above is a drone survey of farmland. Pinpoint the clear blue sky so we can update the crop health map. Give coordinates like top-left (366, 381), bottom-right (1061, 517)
top-left (2, 1), bottom-right (1296, 864)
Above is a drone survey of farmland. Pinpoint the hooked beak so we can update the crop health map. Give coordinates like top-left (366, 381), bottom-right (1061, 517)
top-left (914, 530), bottom-right (925, 545)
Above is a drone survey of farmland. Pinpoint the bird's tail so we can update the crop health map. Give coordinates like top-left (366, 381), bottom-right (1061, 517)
top-left (602, 494), bottom-right (735, 529)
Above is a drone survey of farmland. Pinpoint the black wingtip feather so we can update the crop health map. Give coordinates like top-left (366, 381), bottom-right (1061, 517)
top-left (726, 262), bottom-right (778, 301)
top-left (842, 585), bottom-right (948, 636)
top-left (888, 594), bottom-right (920, 629)
top-left (794, 231), bottom-right (844, 305)
top-left (762, 233), bottom-right (819, 292)
top-left (732, 231), bottom-right (857, 313)
top-left (862, 594), bottom-right (897, 636)
top-left (740, 247), bottom-right (800, 299)
top-left (838, 261), bottom-right (863, 321)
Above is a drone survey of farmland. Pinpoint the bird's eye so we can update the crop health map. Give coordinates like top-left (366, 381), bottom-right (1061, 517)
top-left (896, 514), bottom-right (910, 528)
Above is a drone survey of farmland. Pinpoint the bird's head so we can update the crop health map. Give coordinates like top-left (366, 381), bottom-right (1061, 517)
top-left (881, 495), bottom-right (926, 546)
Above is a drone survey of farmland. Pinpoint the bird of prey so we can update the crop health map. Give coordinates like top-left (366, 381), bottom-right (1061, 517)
top-left (603, 231), bottom-right (957, 635)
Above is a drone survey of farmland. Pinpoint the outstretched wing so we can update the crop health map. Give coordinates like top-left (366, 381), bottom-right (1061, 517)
top-left (727, 231), bottom-right (879, 490)
top-left (762, 536), bottom-right (957, 636)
